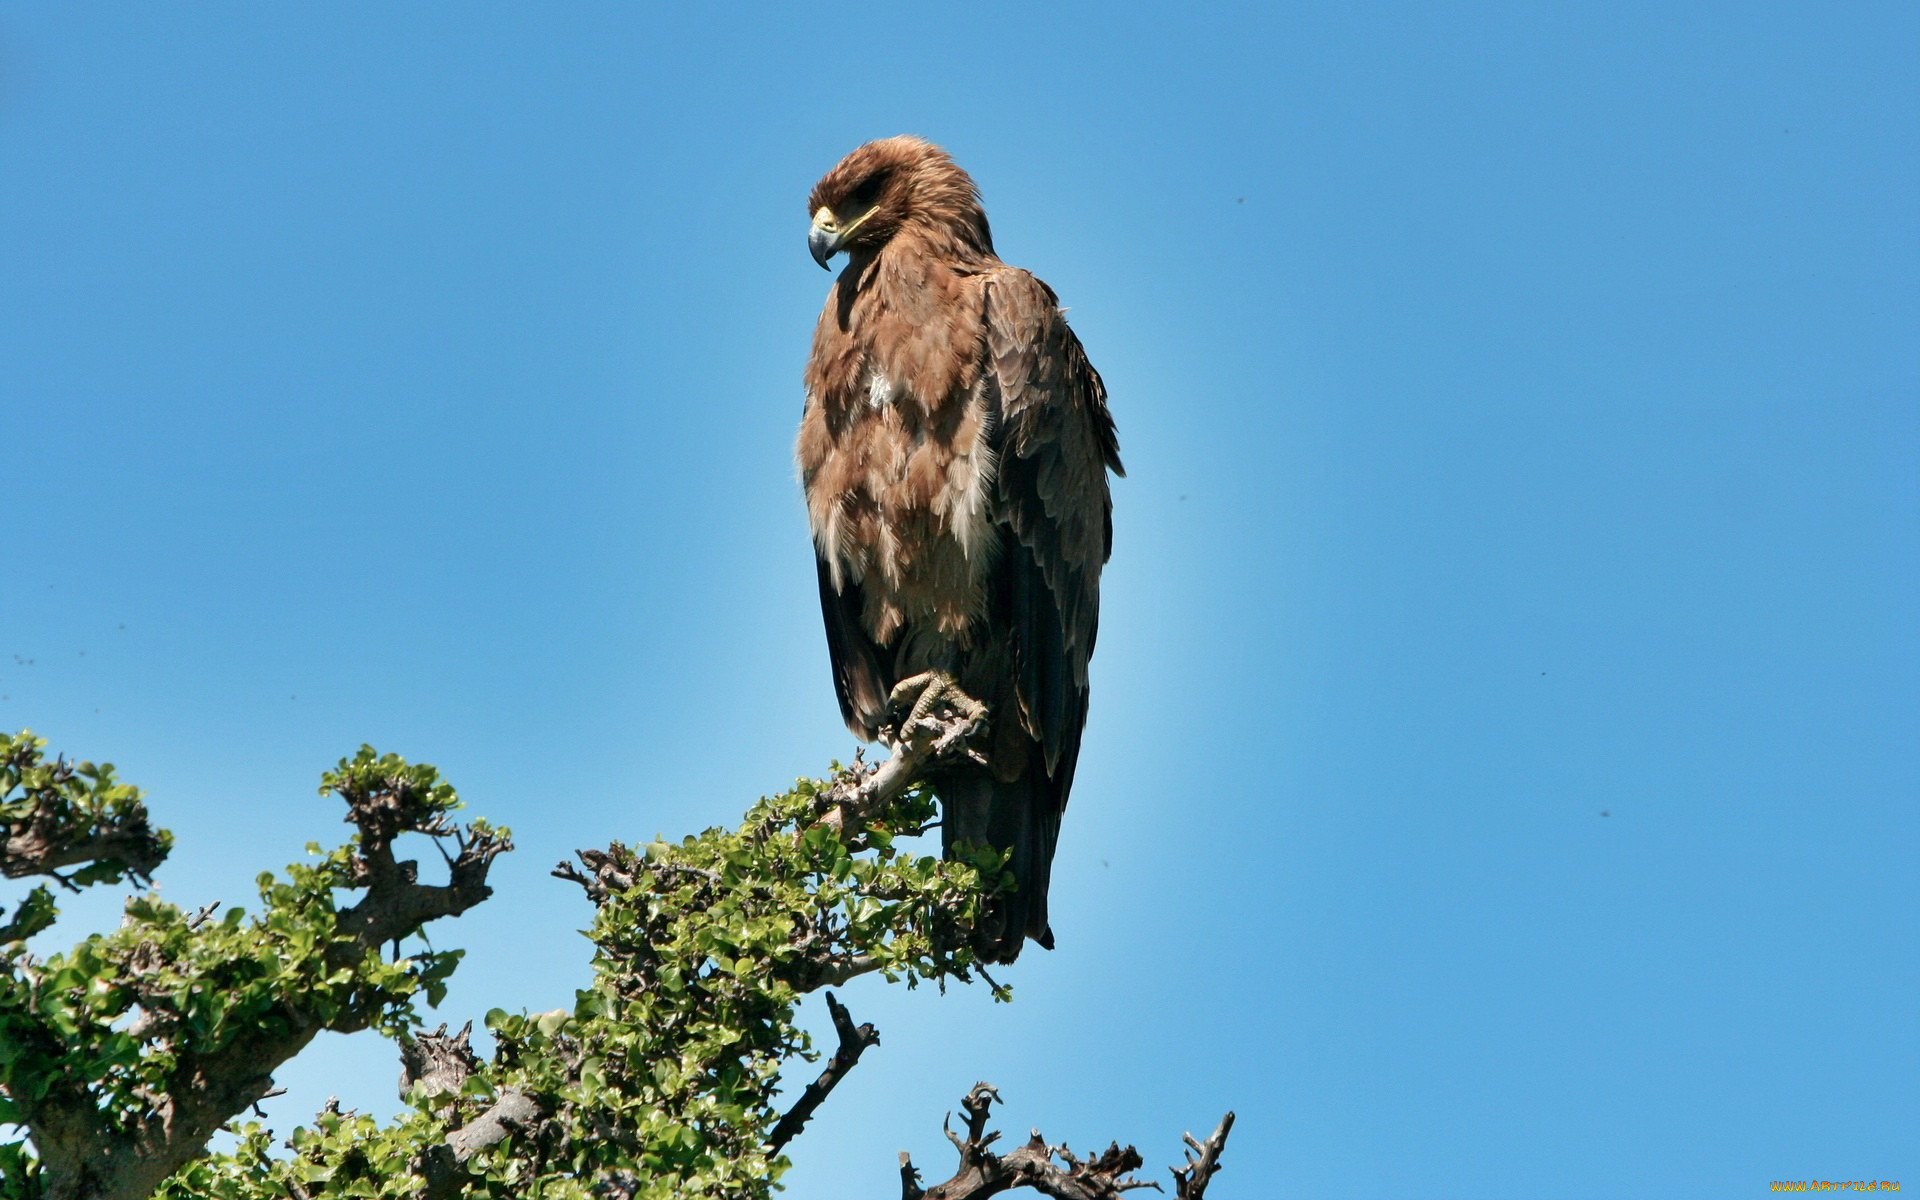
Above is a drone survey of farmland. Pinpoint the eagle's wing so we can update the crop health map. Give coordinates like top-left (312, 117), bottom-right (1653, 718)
top-left (814, 557), bottom-right (888, 742)
top-left (983, 269), bottom-right (1124, 802)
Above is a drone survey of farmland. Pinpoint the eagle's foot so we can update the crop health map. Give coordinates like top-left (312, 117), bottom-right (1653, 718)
top-left (885, 671), bottom-right (988, 763)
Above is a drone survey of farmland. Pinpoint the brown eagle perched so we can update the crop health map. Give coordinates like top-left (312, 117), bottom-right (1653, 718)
top-left (798, 136), bottom-right (1123, 962)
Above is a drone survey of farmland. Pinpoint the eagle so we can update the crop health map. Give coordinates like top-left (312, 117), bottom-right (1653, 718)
top-left (798, 137), bottom-right (1123, 962)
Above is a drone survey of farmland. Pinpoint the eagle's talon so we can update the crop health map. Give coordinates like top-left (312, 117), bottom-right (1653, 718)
top-left (884, 670), bottom-right (988, 759)
top-left (886, 670), bottom-right (948, 729)
top-left (885, 670), bottom-right (943, 725)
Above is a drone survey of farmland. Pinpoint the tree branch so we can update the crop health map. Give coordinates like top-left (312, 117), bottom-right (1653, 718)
top-left (898, 1085), bottom-right (1235, 1200)
top-left (399, 1021), bottom-right (480, 1100)
top-left (1, 737), bottom-right (169, 887)
top-left (553, 699), bottom-right (985, 914)
top-left (333, 783), bottom-right (509, 950)
top-left (8, 748), bottom-right (512, 1200)
top-left (1169, 1112), bottom-right (1235, 1199)
top-left (815, 699), bottom-right (985, 841)
top-left (415, 1088), bottom-right (550, 1200)
top-left (768, 991), bottom-right (881, 1153)
top-left (0, 815), bottom-right (167, 883)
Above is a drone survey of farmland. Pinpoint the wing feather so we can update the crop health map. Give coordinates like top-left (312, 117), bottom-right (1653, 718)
top-left (814, 556), bottom-right (889, 741)
top-left (983, 271), bottom-right (1123, 795)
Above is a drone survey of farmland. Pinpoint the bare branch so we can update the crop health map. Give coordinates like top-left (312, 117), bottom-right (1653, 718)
top-left (898, 1086), bottom-right (1234, 1200)
top-left (1169, 1112), bottom-right (1235, 1200)
top-left (399, 1021), bottom-right (480, 1101)
top-left (552, 844), bottom-right (640, 904)
top-left (768, 991), bottom-right (881, 1153)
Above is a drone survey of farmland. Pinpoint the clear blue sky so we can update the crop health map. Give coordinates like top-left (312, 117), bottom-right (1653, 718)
top-left (3, 4), bottom-right (1914, 1196)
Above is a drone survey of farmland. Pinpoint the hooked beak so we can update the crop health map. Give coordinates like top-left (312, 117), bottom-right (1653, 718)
top-left (809, 203), bottom-right (878, 270)
top-left (808, 212), bottom-right (841, 270)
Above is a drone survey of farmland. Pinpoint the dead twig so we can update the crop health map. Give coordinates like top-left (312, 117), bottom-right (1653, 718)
top-left (767, 991), bottom-right (881, 1153)
top-left (898, 1084), bottom-right (1231, 1199)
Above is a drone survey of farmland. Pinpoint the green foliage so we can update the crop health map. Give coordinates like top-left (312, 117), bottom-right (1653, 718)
top-left (2, 738), bottom-right (1006, 1200)
top-left (319, 745), bottom-right (464, 846)
top-left (0, 740), bottom-right (503, 1200)
top-left (0, 887), bottom-right (56, 948)
top-left (163, 770), bottom-right (1003, 1199)
top-left (1, 730), bottom-right (173, 934)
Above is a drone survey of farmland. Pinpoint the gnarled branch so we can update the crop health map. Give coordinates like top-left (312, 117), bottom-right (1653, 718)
top-left (333, 776), bottom-right (509, 950)
top-left (900, 1085), bottom-right (1235, 1200)
top-left (768, 991), bottom-right (881, 1153)
top-left (415, 1087), bottom-right (550, 1200)
top-left (1170, 1112), bottom-right (1235, 1199)
top-left (399, 1021), bottom-right (481, 1100)
top-left (1, 736), bottom-right (169, 887)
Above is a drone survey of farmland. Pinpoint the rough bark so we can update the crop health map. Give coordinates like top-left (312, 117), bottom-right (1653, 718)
top-left (1169, 1112), bottom-right (1235, 1199)
top-left (899, 1084), bottom-right (1236, 1200)
top-left (400, 1021), bottom-right (482, 1100)
top-left (768, 991), bottom-right (881, 1152)
top-left (414, 1088), bottom-right (551, 1200)
top-left (0, 749), bottom-right (168, 886)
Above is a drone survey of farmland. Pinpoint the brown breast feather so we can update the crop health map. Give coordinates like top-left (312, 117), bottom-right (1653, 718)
top-left (799, 229), bottom-right (997, 645)
top-left (800, 224), bottom-right (1122, 779)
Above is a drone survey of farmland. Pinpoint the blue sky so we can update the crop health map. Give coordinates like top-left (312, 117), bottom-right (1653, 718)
top-left (3, 4), bottom-right (1915, 1196)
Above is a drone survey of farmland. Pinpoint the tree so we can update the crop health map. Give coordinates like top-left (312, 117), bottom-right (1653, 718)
top-left (1, 701), bottom-right (1231, 1199)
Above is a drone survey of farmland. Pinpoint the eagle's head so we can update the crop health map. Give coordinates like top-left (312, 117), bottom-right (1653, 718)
top-left (807, 136), bottom-right (995, 269)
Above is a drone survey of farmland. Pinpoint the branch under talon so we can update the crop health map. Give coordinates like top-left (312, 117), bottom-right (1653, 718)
top-left (816, 684), bottom-right (990, 841)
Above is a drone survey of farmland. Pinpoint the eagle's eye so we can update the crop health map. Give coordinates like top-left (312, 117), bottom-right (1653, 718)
top-left (848, 173), bottom-right (888, 210)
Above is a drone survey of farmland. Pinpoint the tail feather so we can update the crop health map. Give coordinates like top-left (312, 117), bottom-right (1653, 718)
top-left (934, 762), bottom-right (1061, 963)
